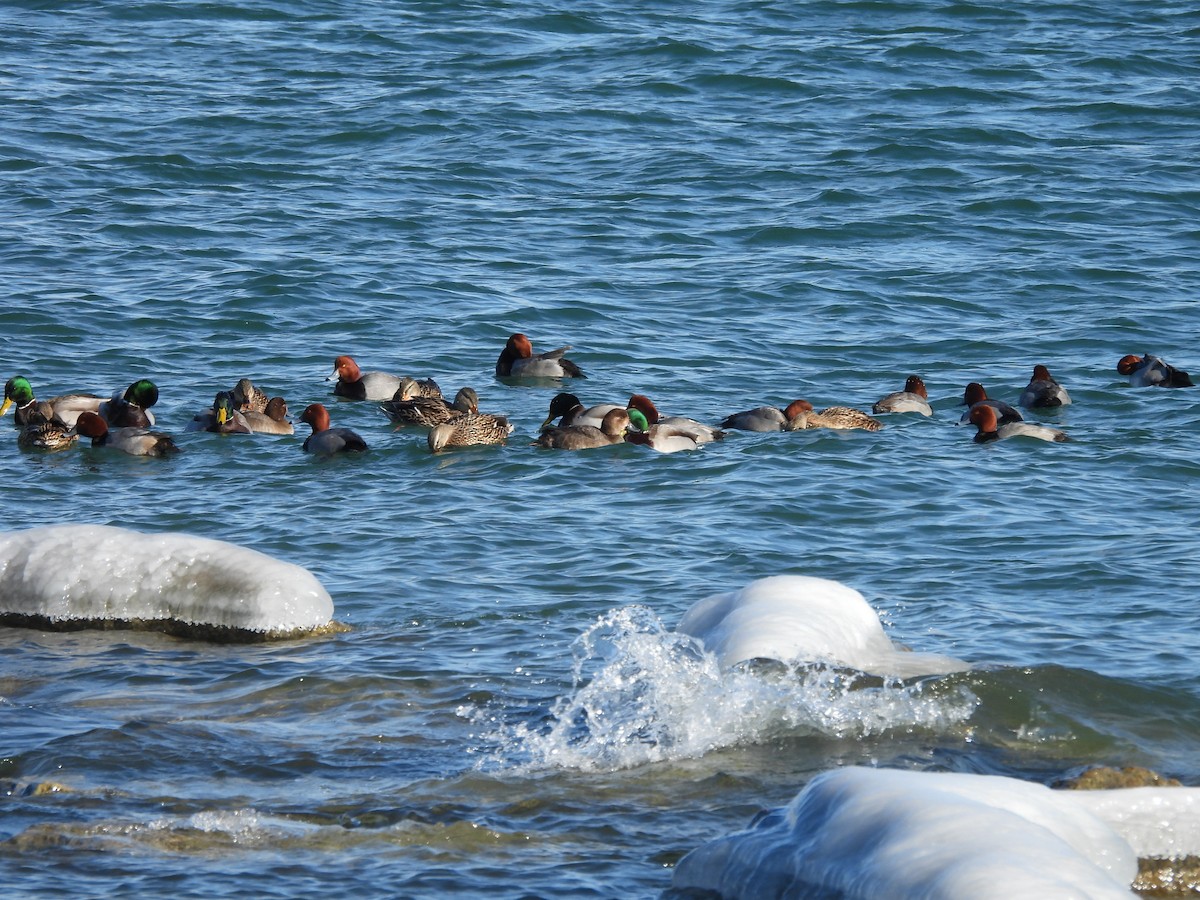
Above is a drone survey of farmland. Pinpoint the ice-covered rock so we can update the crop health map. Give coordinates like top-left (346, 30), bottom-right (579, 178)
top-left (0, 524), bottom-right (339, 641)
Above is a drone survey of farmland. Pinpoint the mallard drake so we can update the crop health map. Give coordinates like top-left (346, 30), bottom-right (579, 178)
top-left (495, 333), bottom-right (585, 379)
top-left (720, 400), bottom-right (812, 432)
top-left (102, 379), bottom-right (159, 427)
top-left (957, 382), bottom-right (1023, 426)
top-left (536, 408), bottom-right (631, 450)
top-left (328, 355), bottom-right (406, 401)
top-left (1018, 365), bottom-right (1071, 408)
top-left (803, 406), bottom-right (883, 431)
top-left (1117, 354), bottom-right (1193, 388)
top-left (540, 392), bottom-right (623, 429)
top-left (381, 387), bottom-right (477, 428)
top-left (186, 392), bottom-right (252, 434)
top-left (625, 408), bottom-right (701, 453)
top-left (970, 404), bottom-right (1069, 443)
top-left (230, 378), bottom-right (269, 413)
top-left (242, 397), bottom-right (294, 435)
top-left (427, 413), bottom-right (513, 452)
top-left (2, 376), bottom-right (103, 428)
top-left (872, 376), bottom-right (933, 416)
top-left (300, 403), bottom-right (367, 455)
top-left (626, 394), bottom-right (723, 443)
top-left (75, 412), bottom-right (180, 457)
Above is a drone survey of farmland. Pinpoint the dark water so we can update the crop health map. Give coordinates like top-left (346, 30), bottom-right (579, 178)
top-left (3, 1), bottom-right (1199, 896)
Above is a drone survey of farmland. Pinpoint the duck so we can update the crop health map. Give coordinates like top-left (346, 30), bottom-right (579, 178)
top-left (427, 413), bottom-right (513, 452)
top-left (720, 400), bottom-right (813, 432)
top-left (230, 378), bottom-right (269, 413)
top-left (328, 355), bottom-right (406, 401)
top-left (625, 408), bottom-right (701, 453)
top-left (2, 376), bottom-right (103, 428)
top-left (300, 403), bottom-right (368, 455)
top-left (75, 411), bottom-right (180, 457)
top-left (101, 379), bottom-right (160, 427)
top-left (1019, 365), bottom-right (1071, 408)
top-left (186, 392), bottom-right (252, 434)
top-left (392, 375), bottom-right (443, 400)
top-left (957, 382), bottom-right (1023, 426)
top-left (541, 392), bottom-right (624, 429)
top-left (495, 333), bottom-right (585, 379)
top-left (380, 387), bottom-right (477, 428)
top-left (970, 404), bottom-right (1069, 443)
top-left (15, 402), bottom-right (77, 451)
top-left (1117, 354), bottom-right (1193, 388)
top-left (872, 376), bottom-right (933, 416)
top-left (241, 397), bottom-right (294, 435)
top-left (803, 406), bottom-right (883, 431)
top-left (626, 394), bottom-right (724, 443)
top-left (536, 408), bottom-right (631, 450)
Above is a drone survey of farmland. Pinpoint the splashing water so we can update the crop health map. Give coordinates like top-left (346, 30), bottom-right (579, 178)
top-left (480, 606), bottom-right (979, 772)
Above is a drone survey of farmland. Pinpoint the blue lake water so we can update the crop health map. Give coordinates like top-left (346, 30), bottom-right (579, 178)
top-left (3, 1), bottom-right (1199, 896)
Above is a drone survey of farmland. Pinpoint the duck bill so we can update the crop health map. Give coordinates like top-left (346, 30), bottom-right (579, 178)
top-left (0, 397), bottom-right (11, 417)
top-left (216, 407), bottom-right (230, 426)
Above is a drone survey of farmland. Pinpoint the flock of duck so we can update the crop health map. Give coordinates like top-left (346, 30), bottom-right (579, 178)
top-left (1, 334), bottom-right (1194, 458)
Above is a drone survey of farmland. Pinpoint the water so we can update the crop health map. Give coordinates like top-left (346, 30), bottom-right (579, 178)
top-left (3, 0), bottom-right (1200, 896)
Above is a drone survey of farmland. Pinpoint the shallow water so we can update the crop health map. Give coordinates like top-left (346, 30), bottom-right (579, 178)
top-left (3, 0), bottom-right (1200, 897)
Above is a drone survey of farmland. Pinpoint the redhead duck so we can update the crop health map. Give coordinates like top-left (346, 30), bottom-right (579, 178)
top-left (187, 392), bottom-right (252, 434)
top-left (957, 382), bottom-right (1023, 426)
top-left (427, 413), bottom-right (513, 452)
top-left (1018, 365), bottom-right (1071, 408)
top-left (804, 406), bottom-right (883, 431)
top-left (536, 408), bottom-right (631, 450)
top-left (242, 397), bottom-right (294, 435)
top-left (300, 403), bottom-right (367, 455)
top-left (1117, 354), bottom-right (1193, 388)
top-left (328, 356), bottom-right (405, 401)
top-left (720, 400), bottom-right (812, 432)
top-left (970, 404), bottom-right (1068, 443)
top-left (541, 392), bottom-right (623, 429)
top-left (76, 411), bottom-right (180, 457)
top-left (495, 333), bottom-right (585, 379)
top-left (381, 387), bottom-right (477, 428)
top-left (872, 375), bottom-right (933, 416)
top-left (626, 394), bottom-right (723, 443)
top-left (625, 408), bottom-right (701, 453)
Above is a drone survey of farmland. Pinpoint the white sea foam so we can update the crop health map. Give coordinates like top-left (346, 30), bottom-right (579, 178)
top-left (0, 524), bottom-right (334, 637)
top-left (677, 575), bottom-right (966, 677)
top-left (672, 767), bottom-right (1150, 899)
top-left (486, 604), bottom-right (975, 772)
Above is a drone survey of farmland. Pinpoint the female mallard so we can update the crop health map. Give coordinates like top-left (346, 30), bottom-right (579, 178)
top-left (803, 406), bottom-right (883, 431)
top-left (625, 408), bottom-right (701, 453)
top-left (242, 397), bottom-right (294, 435)
top-left (626, 394), bottom-right (723, 443)
top-left (536, 408), bottom-right (631, 450)
top-left (540, 392), bottom-right (623, 429)
top-left (872, 376), bottom-right (933, 416)
top-left (15, 402), bottom-right (77, 451)
top-left (75, 412), bottom-right (180, 457)
top-left (720, 400), bottom-right (812, 432)
top-left (186, 392), bottom-right (252, 434)
top-left (230, 378), bottom-right (269, 413)
top-left (1019, 365), bottom-right (1071, 408)
top-left (300, 403), bottom-right (368, 455)
top-left (381, 387), bottom-right (477, 428)
top-left (495, 333), bottom-right (585, 379)
top-left (427, 413), bottom-right (513, 452)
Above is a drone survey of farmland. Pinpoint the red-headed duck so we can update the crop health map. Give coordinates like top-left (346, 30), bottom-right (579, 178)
top-left (76, 411), bottom-right (180, 457)
top-left (541, 392), bottom-right (623, 429)
top-left (720, 399), bottom-right (812, 432)
top-left (328, 356), bottom-right (405, 402)
top-left (626, 394), bottom-right (723, 443)
top-left (427, 413), bottom-right (512, 453)
top-left (958, 382), bottom-right (1023, 426)
top-left (1019, 365), bottom-right (1071, 408)
top-left (381, 387), bottom-right (477, 428)
top-left (1117, 354), bottom-right (1193, 388)
top-left (495, 333), bottom-right (585, 379)
top-left (970, 404), bottom-right (1068, 443)
top-left (536, 408), bottom-right (631, 450)
top-left (300, 403), bottom-right (367, 455)
top-left (872, 375), bottom-right (933, 416)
